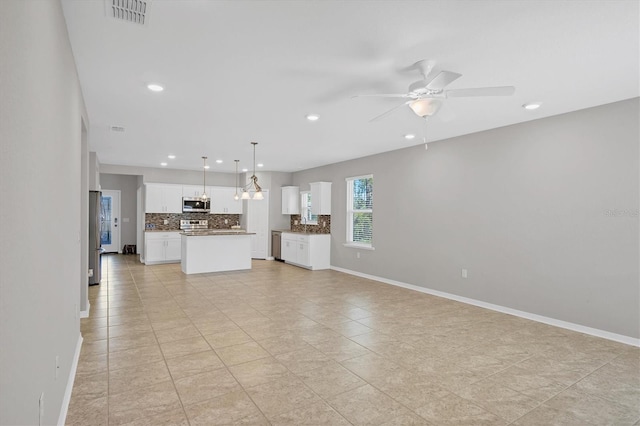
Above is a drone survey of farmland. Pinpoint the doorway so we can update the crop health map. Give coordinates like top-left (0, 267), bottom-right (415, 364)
top-left (101, 189), bottom-right (121, 253)
top-left (246, 190), bottom-right (270, 259)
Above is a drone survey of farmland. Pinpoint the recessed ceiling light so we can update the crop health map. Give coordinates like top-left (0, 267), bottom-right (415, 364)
top-left (306, 114), bottom-right (320, 121)
top-left (160, 162), bottom-right (168, 166)
top-left (257, 163), bottom-right (264, 168)
top-left (147, 84), bottom-right (164, 92)
top-left (242, 168), bottom-right (248, 172)
top-left (167, 154), bottom-right (176, 159)
top-left (216, 159), bottom-right (223, 164)
top-left (204, 165), bottom-right (210, 169)
top-left (404, 134), bottom-right (415, 140)
top-left (523, 102), bottom-right (541, 110)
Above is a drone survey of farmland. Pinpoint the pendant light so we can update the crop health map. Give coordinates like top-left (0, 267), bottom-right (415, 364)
top-left (241, 142), bottom-right (263, 200)
top-left (201, 156), bottom-right (208, 200)
top-left (233, 160), bottom-right (240, 200)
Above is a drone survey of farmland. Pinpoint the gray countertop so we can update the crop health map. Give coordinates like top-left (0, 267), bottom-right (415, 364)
top-left (181, 230), bottom-right (254, 236)
top-left (274, 229), bottom-right (330, 235)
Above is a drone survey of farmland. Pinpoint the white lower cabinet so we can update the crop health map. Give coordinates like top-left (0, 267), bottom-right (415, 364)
top-left (281, 233), bottom-right (330, 270)
top-left (144, 232), bottom-right (182, 264)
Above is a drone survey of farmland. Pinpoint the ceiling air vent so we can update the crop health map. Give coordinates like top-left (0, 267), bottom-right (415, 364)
top-left (110, 125), bottom-right (126, 132)
top-left (106, 0), bottom-right (150, 25)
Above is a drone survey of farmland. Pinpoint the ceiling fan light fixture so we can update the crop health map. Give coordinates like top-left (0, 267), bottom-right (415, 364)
top-left (409, 99), bottom-right (439, 117)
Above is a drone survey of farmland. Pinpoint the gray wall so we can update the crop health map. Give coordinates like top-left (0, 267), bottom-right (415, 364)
top-left (0, 1), bottom-right (87, 424)
top-left (80, 122), bottom-right (89, 313)
top-left (89, 151), bottom-right (100, 190)
top-left (293, 98), bottom-right (639, 339)
top-left (100, 174), bottom-right (139, 246)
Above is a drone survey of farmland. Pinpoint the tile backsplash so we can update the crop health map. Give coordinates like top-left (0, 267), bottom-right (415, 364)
top-left (146, 213), bottom-right (240, 231)
top-left (290, 215), bottom-right (331, 234)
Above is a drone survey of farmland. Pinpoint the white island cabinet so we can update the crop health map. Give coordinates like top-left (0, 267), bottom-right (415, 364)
top-left (281, 233), bottom-right (330, 270)
top-left (144, 231), bottom-right (182, 264)
top-left (181, 232), bottom-right (253, 274)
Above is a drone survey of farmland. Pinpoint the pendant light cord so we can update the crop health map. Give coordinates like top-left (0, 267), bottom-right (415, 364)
top-left (202, 156), bottom-right (208, 199)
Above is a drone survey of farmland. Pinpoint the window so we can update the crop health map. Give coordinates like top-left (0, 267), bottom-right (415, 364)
top-left (346, 175), bottom-right (373, 248)
top-left (300, 191), bottom-right (318, 225)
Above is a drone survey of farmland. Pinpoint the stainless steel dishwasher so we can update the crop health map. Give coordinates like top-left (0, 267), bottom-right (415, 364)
top-left (271, 230), bottom-right (282, 261)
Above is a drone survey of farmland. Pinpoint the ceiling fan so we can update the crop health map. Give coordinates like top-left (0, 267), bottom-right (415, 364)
top-left (354, 60), bottom-right (515, 122)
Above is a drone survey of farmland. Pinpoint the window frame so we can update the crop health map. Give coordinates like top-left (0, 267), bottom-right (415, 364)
top-left (345, 174), bottom-right (374, 250)
top-left (300, 191), bottom-right (318, 225)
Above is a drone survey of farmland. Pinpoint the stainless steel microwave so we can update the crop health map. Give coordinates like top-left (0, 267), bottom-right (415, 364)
top-left (182, 197), bottom-right (210, 213)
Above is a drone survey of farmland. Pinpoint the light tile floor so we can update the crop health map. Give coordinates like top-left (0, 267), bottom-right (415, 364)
top-left (66, 254), bottom-right (640, 425)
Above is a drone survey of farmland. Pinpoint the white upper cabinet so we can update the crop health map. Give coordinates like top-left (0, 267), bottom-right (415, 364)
top-left (310, 182), bottom-right (332, 215)
top-left (183, 185), bottom-right (205, 198)
top-left (281, 186), bottom-right (300, 214)
top-left (146, 183), bottom-right (242, 214)
top-left (145, 184), bottom-right (183, 213)
top-left (210, 187), bottom-right (243, 214)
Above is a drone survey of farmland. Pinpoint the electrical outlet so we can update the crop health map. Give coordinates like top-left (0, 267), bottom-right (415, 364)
top-left (322, 221), bottom-right (326, 227)
top-left (163, 219), bottom-right (169, 225)
top-left (88, 269), bottom-right (93, 278)
top-left (294, 220), bottom-right (298, 225)
top-left (461, 268), bottom-right (468, 279)
top-left (356, 252), bottom-right (361, 259)
top-left (55, 356), bottom-right (60, 379)
top-left (224, 219), bottom-right (228, 224)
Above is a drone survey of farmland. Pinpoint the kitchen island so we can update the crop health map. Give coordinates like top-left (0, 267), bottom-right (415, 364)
top-left (181, 231), bottom-right (255, 274)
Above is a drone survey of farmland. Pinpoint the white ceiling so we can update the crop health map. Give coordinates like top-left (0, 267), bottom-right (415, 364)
top-left (61, 0), bottom-right (639, 173)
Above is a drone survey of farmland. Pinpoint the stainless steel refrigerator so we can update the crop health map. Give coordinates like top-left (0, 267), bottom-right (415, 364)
top-left (89, 191), bottom-right (103, 285)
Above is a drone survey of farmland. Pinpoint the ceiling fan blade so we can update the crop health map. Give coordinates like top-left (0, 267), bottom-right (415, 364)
top-left (352, 93), bottom-right (410, 99)
top-left (426, 71), bottom-right (462, 90)
top-left (369, 101), bottom-right (410, 122)
top-left (445, 86), bottom-right (515, 98)
top-left (398, 59), bottom-right (436, 78)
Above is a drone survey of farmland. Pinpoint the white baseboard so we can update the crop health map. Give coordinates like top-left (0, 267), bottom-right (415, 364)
top-left (330, 265), bottom-right (639, 347)
top-left (79, 302), bottom-right (90, 319)
top-left (58, 334), bottom-right (83, 426)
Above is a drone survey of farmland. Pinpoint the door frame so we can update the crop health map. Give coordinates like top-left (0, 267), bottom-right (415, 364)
top-left (101, 189), bottom-right (121, 253)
